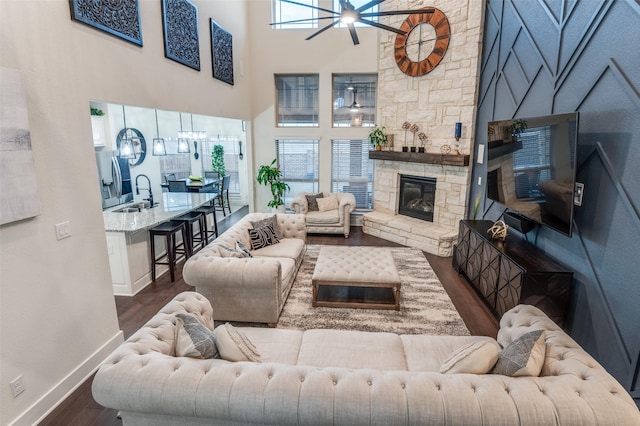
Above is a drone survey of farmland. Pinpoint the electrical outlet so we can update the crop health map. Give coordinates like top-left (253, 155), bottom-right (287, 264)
top-left (10, 375), bottom-right (25, 398)
top-left (55, 221), bottom-right (71, 240)
top-left (478, 176), bottom-right (482, 185)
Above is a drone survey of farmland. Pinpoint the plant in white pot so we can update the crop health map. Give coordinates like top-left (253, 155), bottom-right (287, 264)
top-left (257, 159), bottom-right (290, 212)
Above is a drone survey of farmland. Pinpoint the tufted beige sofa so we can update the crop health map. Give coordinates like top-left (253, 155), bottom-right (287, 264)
top-left (182, 213), bottom-right (306, 326)
top-left (290, 192), bottom-right (356, 238)
top-left (92, 292), bottom-right (640, 426)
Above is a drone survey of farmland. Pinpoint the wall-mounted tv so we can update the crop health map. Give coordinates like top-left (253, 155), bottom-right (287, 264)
top-left (486, 112), bottom-right (579, 236)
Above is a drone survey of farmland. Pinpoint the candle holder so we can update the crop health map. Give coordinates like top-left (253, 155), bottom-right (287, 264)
top-left (418, 132), bottom-right (427, 153)
top-left (410, 123), bottom-right (419, 153)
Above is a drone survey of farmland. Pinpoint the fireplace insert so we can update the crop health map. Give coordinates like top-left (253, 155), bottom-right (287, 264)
top-left (398, 175), bottom-right (436, 222)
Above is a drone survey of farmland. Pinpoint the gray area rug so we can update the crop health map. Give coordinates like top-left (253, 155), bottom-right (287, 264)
top-left (277, 244), bottom-right (470, 335)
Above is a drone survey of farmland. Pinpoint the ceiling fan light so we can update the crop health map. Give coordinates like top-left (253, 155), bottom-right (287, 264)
top-left (341, 9), bottom-right (357, 24)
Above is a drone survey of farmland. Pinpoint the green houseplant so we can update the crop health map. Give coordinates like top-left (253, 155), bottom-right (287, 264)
top-left (211, 145), bottom-right (226, 176)
top-left (257, 159), bottom-right (290, 209)
top-left (508, 119), bottom-right (528, 141)
top-left (368, 125), bottom-right (388, 150)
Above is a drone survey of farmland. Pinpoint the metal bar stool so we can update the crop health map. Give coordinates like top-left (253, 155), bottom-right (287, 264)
top-left (173, 211), bottom-right (207, 256)
top-left (193, 202), bottom-right (218, 244)
top-left (149, 221), bottom-right (188, 282)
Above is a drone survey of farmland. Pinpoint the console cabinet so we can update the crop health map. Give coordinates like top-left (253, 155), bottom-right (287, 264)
top-left (453, 220), bottom-right (573, 326)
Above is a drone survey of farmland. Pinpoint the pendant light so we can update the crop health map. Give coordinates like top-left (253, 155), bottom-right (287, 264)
top-left (349, 88), bottom-right (361, 112)
top-left (118, 105), bottom-right (136, 159)
top-left (177, 112), bottom-right (190, 153)
top-left (152, 109), bottom-right (166, 156)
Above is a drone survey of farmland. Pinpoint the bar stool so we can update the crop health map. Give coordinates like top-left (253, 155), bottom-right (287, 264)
top-left (149, 221), bottom-right (188, 282)
top-left (173, 211), bottom-right (207, 256)
top-left (192, 202), bottom-right (218, 244)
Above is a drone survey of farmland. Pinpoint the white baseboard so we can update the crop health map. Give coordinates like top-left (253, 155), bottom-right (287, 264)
top-left (9, 330), bottom-right (124, 426)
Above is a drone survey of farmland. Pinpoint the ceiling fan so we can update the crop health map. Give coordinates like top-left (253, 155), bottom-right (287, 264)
top-left (271, 0), bottom-right (430, 45)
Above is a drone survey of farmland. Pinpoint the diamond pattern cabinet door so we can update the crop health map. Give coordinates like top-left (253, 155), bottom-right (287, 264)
top-left (467, 230), bottom-right (484, 288)
top-left (452, 222), bottom-right (470, 273)
top-left (479, 243), bottom-right (501, 308)
top-left (520, 272), bottom-right (573, 325)
top-left (495, 259), bottom-right (524, 316)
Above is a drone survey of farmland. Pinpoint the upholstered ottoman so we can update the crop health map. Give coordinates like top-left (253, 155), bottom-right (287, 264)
top-left (312, 246), bottom-right (401, 310)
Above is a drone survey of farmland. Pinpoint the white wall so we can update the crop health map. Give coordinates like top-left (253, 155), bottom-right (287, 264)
top-left (0, 1), bottom-right (251, 424)
top-left (247, 0), bottom-right (379, 211)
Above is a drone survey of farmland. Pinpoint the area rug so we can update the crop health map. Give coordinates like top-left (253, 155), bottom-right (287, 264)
top-left (277, 244), bottom-right (469, 335)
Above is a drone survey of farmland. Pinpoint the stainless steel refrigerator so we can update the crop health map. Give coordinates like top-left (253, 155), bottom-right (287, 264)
top-left (96, 150), bottom-right (133, 209)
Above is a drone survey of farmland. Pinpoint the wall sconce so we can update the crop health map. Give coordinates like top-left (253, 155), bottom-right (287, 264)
top-left (152, 109), bottom-right (166, 156)
top-left (118, 105), bottom-right (136, 159)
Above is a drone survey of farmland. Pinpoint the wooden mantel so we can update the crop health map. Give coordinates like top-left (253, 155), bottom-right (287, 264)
top-left (368, 150), bottom-right (470, 167)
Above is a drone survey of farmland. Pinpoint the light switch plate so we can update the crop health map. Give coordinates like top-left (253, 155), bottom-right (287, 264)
top-left (55, 221), bottom-right (71, 240)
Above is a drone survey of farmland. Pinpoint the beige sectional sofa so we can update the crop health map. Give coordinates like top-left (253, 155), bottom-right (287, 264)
top-left (290, 192), bottom-right (356, 238)
top-left (182, 213), bottom-right (306, 325)
top-left (92, 292), bottom-right (640, 426)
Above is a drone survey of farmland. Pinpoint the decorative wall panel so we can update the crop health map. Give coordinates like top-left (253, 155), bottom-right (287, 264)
top-left (69, 0), bottom-right (142, 46)
top-left (161, 0), bottom-right (200, 71)
top-left (472, 0), bottom-right (640, 400)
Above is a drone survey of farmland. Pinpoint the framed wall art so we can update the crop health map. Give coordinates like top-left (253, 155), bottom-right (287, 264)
top-left (210, 19), bottom-right (234, 85)
top-left (69, 0), bottom-right (143, 46)
top-left (161, 0), bottom-right (200, 71)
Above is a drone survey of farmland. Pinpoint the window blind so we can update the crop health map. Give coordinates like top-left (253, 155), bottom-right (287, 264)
top-left (331, 139), bottom-right (374, 209)
top-left (276, 139), bottom-right (319, 204)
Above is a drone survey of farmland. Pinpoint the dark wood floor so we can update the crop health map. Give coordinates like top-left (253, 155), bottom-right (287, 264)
top-left (40, 209), bottom-right (498, 425)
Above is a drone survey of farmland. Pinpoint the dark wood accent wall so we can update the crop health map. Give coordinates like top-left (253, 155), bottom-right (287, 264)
top-left (471, 0), bottom-right (640, 401)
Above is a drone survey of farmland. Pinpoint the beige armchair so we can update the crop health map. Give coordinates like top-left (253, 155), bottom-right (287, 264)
top-left (290, 192), bottom-right (356, 238)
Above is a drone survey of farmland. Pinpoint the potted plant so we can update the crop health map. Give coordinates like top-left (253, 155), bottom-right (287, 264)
top-left (211, 145), bottom-right (226, 176)
top-left (508, 119), bottom-right (528, 142)
top-left (257, 158), bottom-right (290, 212)
top-left (368, 125), bottom-right (388, 151)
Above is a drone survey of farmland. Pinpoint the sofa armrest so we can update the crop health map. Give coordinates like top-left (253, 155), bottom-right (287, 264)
top-left (290, 193), bottom-right (309, 214)
top-left (183, 255), bottom-right (282, 291)
top-left (277, 213), bottom-right (307, 240)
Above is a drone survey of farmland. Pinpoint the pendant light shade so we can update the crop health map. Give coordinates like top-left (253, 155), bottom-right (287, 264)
top-left (152, 109), bottom-right (166, 156)
top-left (118, 105), bottom-right (136, 159)
top-left (177, 113), bottom-right (190, 153)
top-left (349, 88), bottom-right (361, 112)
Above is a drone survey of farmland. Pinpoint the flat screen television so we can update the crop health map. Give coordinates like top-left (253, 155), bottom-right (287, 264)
top-left (485, 112), bottom-right (579, 236)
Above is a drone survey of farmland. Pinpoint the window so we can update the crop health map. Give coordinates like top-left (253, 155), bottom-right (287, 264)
top-left (276, 75), bottom-right (319, 127)
top-left (276, 139), bottom-right (319, 205)
top-left (200, 137), bottom-right (241, 193)
top-left (272, 0), bottom-right (318, 29)
top-left (331, 139), bottom-right (374, 209)
top-left (159, 152), bottom-right (191, 181)
top-left (333, 74), bottom-right (377, 127)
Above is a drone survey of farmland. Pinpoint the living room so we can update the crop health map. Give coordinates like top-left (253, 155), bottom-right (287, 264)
top-left (1, 0), bottom-right (639, 425)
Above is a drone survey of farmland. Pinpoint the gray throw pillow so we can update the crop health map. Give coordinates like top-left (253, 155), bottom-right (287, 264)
top-left (248, 224), bottom-right (280, 250)
top-left (250, 215), bottom-right (283, 240)
top-left (305, 193), bottom-right (324, 211)
top-left (175, 313), bottom-right (220, 359)
top-left (492, 329), bottom-right (546, 376)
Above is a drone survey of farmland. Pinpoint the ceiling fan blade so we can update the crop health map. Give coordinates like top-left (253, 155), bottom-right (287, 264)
top-left (358, 18), bottom-right (406, 35)
top-left (279, 0), bottom-right (339, 16)
top-left (270, 16), bottom-right (339, 26)
top-left (356, 0), bottom-right (385, 12)
top-left (360, 9), bottom-right (435, 17)
top-left (305, 19), bottom-right (341, 40)
top-left (347, 22), bottom-right (360, 45)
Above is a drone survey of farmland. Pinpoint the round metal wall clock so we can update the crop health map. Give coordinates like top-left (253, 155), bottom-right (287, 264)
top-left (394, 7), bottom-right (451, 77)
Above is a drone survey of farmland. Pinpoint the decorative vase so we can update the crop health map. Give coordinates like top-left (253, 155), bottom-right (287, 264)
top-left (375, 145), bottom-right (382, 151)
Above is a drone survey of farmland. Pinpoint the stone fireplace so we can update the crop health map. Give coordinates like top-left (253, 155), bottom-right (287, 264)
top-left (363, 155), bottom-right (471, 256)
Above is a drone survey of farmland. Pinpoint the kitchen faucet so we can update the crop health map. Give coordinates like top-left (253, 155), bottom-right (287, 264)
top-left (135, 174), bottom-right (154, 207)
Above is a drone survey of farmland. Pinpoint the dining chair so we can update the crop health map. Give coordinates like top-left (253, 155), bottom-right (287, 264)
top-left (164, 173), bottom-right (177, 184)
top-left (204, 171), bottom-right (220, 180)
top-left (168, 180), bottom-right (188, 192)
top-left (215, 175), bottom-right (231, 216)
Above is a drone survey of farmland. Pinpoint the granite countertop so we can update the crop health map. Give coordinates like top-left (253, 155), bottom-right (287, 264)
top-left (103, 192), bottom-right (216, 233)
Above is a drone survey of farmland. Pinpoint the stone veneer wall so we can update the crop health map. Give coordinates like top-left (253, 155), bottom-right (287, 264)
top-left (364, 0), bottom-right (484, 255)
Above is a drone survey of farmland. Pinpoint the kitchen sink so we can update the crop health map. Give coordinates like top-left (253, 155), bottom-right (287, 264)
top-left (112, 202), bottom-right (157, 213)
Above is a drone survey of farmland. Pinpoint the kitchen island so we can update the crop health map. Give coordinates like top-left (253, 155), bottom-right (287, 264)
top-left (103, 192), bottom-right (216, 296)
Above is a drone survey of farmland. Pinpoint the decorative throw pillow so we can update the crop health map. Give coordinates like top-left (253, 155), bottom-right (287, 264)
top-left (440, 339), bottom-right (502, 374)
top-left (305, 193), bottom-right (324, 212)
top-left (218, 244), bottom-right (246, 258)
top-left (236, 241), bottom-right (253, 257)
top-left (251, 215), bottom-right (283, 240)
top-left (317, 195), bottom-right (339, 212)
top-left (174, 313), bottom-right (220, 359)
top-left (492, 330), bottom-right (546, 376)
top-left (212, 323), bottom-right (261, 362)
top-left (248, 224), bottom-right (280, 250)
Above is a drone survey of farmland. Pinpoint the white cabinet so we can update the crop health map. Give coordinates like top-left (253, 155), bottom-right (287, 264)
top-left (91, 115), bottom-right (111, 148)
top-left (106, 230), bottom-right (161, 296)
